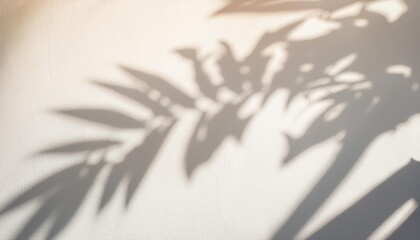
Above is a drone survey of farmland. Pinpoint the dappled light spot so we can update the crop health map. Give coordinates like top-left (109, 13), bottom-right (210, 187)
top-left (364, 96), bottom-right (381, 113)
top-left (371, 96), bottom-right (381, 105)
top-left (306, 78), bottom-right (332, 88)
top-left (368, 199), bottom-right (418, 240)
top-left (86, 151), bottom-right (104, 165)
top-left (106, 147), bottom-right (126, 164)
top-left (217, 87), bottom-right (237, 103)
top-left (237, 93), bottom-right (264, 120)
top-left (306, 84), bottom-right (348, 101)
top-left (287, 18), bottom-right (341, 41)
top-left (335, 71), bottom-right (366, 83)
top-left (325, 53), bottom-right (358, 77)
top-left (336, 130), bottom-right (347, 141)
top-left (299, 63), bottom-right (314, 73)
top-left (331, 2), bottom-right (363, 20)
top-left (412, 83), bottom-right (419, 92)
top-left (324, 103), bottom-right (347, 122)
top-left (160, 97), bottom-right (171, 106)
top-left (195, 97), bottom-right (219, 113)
top-left (354, 18), bottom-right (369, 27)
top-left (351, 81), bottom-right (373, 91)
top-left (148, 89), bottom-right (161, 101)
top-left (386, 65), bottom-right (412, 78)
top-left (366, 0), bottom-right (407, 23)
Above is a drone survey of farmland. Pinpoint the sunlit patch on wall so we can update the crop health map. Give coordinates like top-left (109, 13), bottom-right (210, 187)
top-left (335, 72), bottom-right (366, 83)
top-left (261, 42), bottom-right (288, 85)
top-left (366, 0), bottom-right (408, 23)
top-left (299, 63), bottom-right (314, 73)
top-left (324, 103), bottom-right (347, 122)
top-left (287, 18), bottom-right (341, 41)
top-left (354, 18), bottom-right (369, 28)
top-left (351, 81), bottom-right (373, 91)
top-left (412, 83), bottom-right (419, 91)
top-left (386, 65), bottom-right (412, 78)
top-left (237, 92), bottom-right (264, 120)
top-left (306, 77), bottom-right (332, 88)
top-left (325, 53), bottom-right (358, 77)
top-left (368, 198), bottom-right (418, 240)
top-left (331, 2), bottom-right (363, 20)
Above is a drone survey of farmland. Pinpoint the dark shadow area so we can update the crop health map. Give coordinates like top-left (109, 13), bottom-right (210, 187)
top-left (309, 159), bottom-right (420, 240)
top-left (2, 0), bottom-right (420, 239)
top-left (265, 1), bottom-right (420, 239)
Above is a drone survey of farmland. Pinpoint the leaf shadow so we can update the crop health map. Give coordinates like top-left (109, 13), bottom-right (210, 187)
top-left (0, 161), bottom-right (105, 240)
top-left (3, 0), bottom-right (420, 239)
top-left (0, 70), bottom-right (183, 239)
top-left (267, 2), bottom-right (420, 239)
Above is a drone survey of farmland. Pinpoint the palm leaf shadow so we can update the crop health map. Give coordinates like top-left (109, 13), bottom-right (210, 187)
top-left (4, 0), bottom-right (420, 238)
top-left (175, 48), bottom-right (220, 101)
top-left (268, 2), bottom-right (420, 239)
top-left (93, 82), bottom-right (173, 117)
top-left (211, 0), bottom-right (420, 238)
top-left (0, 70), bottom-right (183, 239)
top-left (0, 161), bottom-right (105, 240)
top-left (175, 39), bottom-right (276, 176)
top-left (39, 140), bottom-right (120, 155)
top-left (217, 41), bottom-right (246, 93)
top-left (309, 159), bottom-right (420, 240)
top-left (184, 95), bottom-right (254, 177)
top-left (55, 109), bottom-right (146, 129)
top-left (120, 66), bottom-right (196, 109)
top-left (98, 121), bottom-right (176, 211)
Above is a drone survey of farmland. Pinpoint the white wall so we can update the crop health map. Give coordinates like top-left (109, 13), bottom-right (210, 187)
top-left (1, 0), bottom-right (420, 239)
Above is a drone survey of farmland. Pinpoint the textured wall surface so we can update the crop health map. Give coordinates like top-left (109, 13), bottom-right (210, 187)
top-left (1, 0), bottom-right (420, 239)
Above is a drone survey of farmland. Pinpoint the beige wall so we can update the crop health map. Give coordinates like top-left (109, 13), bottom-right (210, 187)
top-left (1, 0), bottom-right (420, 239)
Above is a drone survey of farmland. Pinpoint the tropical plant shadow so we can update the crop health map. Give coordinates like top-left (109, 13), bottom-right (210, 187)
top-left (2, 0), bottom-right (420, 239)
top-left (0, 37), bottom-right (271, 239)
